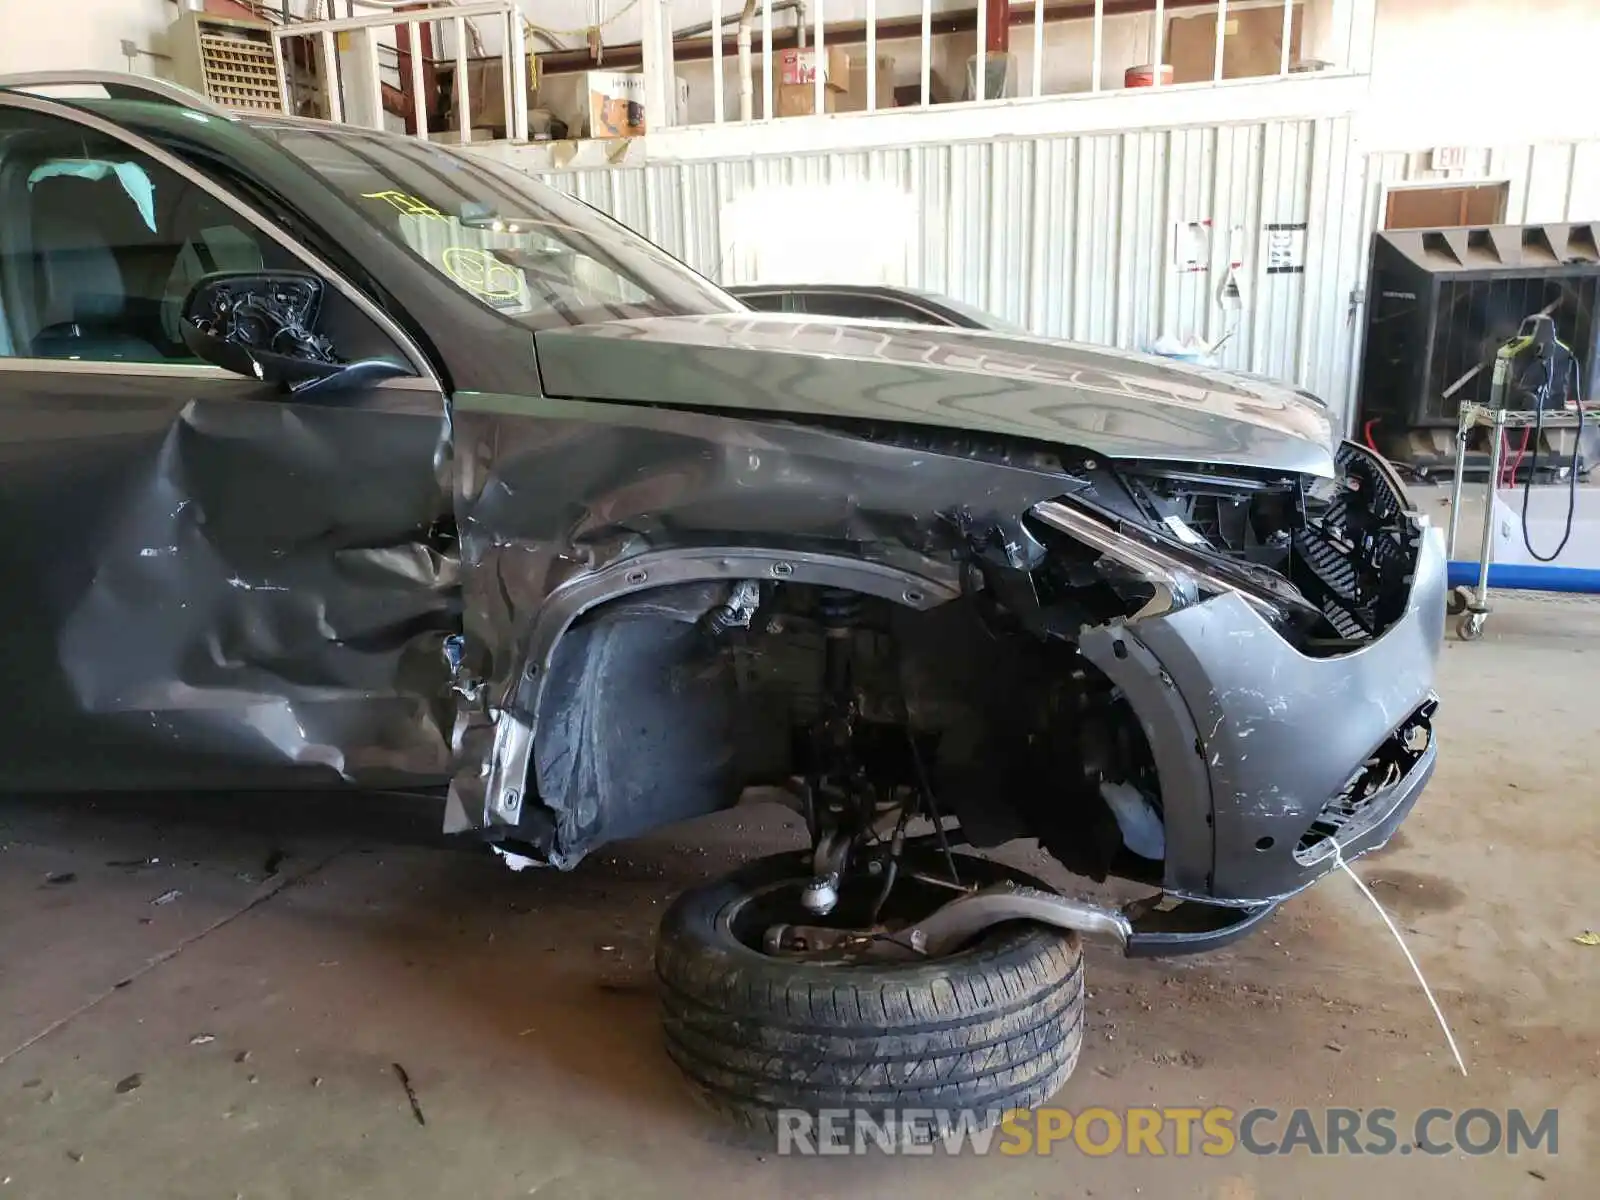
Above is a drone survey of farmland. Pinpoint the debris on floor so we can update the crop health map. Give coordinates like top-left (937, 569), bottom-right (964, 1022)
top-left (492, 845), bottom-right (540, 872)
top-left (391, 1062), bottom-right (426, 1126)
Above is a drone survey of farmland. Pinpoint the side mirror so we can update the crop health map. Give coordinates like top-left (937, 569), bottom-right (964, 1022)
top-left (181, 271), bottom-right (342, 385)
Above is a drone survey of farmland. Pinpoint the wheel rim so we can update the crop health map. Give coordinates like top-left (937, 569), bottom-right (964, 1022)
top-left (719, 863), bottom-right (984, 965)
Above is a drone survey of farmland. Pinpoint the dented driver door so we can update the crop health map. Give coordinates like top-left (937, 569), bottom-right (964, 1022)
top-left (0, 94), bottom-right (458, 790)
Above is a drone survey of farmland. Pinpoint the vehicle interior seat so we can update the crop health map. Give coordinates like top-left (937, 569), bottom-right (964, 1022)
top-left (27, 173), bottom-right (164, 361)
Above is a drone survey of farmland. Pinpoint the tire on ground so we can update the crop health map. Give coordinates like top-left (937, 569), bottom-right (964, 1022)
top-left (656, 850), bottom-right (1086, 1139)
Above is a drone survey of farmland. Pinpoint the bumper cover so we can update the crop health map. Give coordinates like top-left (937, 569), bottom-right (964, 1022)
top-left (1119, 744), bottom-right (1432, 957)
top-left (1081, 516), bottom-right (1446, 917)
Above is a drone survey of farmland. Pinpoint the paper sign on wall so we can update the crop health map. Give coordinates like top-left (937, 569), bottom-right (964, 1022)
top-left (1172, 220), bottom-right (1212, 274)
top-left (1262, 222), bottom-right (1307, 275)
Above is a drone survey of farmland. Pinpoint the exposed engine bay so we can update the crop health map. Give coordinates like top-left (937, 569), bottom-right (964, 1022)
top-left (1057, 440), bottom-right (1425, 652)
top-left (509, 440), bottom-right (1436, 942)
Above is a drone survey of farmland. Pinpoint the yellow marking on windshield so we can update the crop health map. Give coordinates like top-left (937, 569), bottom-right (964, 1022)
top-left (360, 190), bottom-right (447, 219)
top-left (441, 246), bottom-right (521, 299)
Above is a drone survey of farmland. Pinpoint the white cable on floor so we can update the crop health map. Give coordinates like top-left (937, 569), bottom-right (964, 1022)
top-left (1325, 839), bottom-right (1468, 1077)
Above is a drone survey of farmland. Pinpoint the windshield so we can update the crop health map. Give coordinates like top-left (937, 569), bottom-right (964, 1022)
top-left (255, 124), bottom-right (741, 329)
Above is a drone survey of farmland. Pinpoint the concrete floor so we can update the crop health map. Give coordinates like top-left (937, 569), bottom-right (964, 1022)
top-left (3, 594), bottom-right (1598, 1198)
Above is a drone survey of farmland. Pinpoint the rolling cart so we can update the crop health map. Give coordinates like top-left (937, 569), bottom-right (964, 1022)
top-left (1445, 402), bottom-right (1600, 640)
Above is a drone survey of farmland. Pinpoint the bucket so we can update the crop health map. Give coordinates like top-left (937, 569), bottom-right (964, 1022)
top-left (1125, 64), bottom-right (1174, 88)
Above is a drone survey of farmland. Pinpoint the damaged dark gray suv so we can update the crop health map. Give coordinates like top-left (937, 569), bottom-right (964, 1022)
top-left (0, 75), bottom-right (1442, 1135)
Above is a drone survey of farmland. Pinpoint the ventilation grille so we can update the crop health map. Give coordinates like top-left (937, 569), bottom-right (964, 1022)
top-left (1423, 272), bottom-right (1600, 423)
top-left (197, 29), bottom-right (280, 112)
top-left (1360, 225), bottom-right (1600, 431)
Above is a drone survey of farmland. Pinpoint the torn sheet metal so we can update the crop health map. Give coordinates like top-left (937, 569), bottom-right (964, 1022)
top-left (1, 373), bottom-right (456, 790)
top-left (444, 392), bottom-right (1076, 851)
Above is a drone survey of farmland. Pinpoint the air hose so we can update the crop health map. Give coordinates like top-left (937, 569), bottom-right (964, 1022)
top-left (1520, 357), bottom-right (1584, 564)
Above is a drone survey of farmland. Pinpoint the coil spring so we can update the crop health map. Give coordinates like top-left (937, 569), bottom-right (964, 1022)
top-left (818, 588), bottom-right (861, 629)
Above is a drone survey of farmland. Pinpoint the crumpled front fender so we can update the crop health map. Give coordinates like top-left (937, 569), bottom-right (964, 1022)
top-left (444, 392), bottom-right (1072, 858)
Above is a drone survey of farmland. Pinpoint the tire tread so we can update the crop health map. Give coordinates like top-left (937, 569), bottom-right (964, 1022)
top-left (656, 851), bottom-right (1087, 1137)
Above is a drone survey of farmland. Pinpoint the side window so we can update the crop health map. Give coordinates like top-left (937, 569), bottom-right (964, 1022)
top-left (0, 108), bottom-right (281, 363)
top-left (735, 290), bottom-right (792, 314)
top-left (797, 291), bottom-right (944, 326)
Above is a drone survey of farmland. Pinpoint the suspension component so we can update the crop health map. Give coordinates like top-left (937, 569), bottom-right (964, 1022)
top-left (705, 580), bottom-right (762, 635)
top-left (818, 588), bottom-right (862, 627)
top-left (801, 829), bottom-right (851, 916)
top-left (809, 588), bottom-right (864, 831)
top-left (818, 587), bottom-right (861, 698)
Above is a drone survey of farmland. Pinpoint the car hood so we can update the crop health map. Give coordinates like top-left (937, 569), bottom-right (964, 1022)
top-left (533, 314), bottom-right (1337, 477)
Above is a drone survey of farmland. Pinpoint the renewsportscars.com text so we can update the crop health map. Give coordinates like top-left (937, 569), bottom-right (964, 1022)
top-left (775, 1105), bottom-right (1559, 1158)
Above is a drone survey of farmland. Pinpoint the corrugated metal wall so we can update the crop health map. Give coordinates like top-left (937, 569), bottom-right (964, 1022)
top-left (523, 130), bottom-right (1600, 429)
top-left (530, 117), bottom-right (1369, 423)
top-left (1361, 140), bottom-right (1600, 225)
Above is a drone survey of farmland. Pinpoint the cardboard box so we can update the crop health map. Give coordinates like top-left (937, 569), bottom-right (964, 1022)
top-left (776, 83), bottom-right (841, 117)
top-left (779, 53), bottom-right (895, 117)
top-left (778, 46), bottom-right (851, 90)
top-left (837, 53), bottom-right (896, 112)
top-left (539, 70), bottom-right (689, 138)
top-left (1166, 7), bottom-right (1301, 84)
top-left (449, 57), bottom-right (536, 133)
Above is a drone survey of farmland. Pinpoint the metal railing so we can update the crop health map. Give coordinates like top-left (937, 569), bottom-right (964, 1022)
top-left (270, 0), bottom-right (527, 141)
top-left (647, 0), bottom-right (1364, 129)
top-left (258, 0), bottom-right (1371, 140)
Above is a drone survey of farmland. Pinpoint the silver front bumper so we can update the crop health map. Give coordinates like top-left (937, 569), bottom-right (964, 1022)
top-left (1079, 518), bottom-right (1446, 904)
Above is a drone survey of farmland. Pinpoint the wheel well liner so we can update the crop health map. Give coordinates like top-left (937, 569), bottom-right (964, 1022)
top-left (472, 547), bottom-right (962, 832)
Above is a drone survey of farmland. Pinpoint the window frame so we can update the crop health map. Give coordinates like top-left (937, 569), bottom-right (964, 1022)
top-left (1379, 178), bottom-right (1513, 232)
top-left (0, 91), bottom-right (437, 384)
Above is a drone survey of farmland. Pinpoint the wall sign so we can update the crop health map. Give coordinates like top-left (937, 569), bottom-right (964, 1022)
top-left (1172, 219), bottom-right (1212, 274)
top-left (1263, 222), bottom-right (1307, 275)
